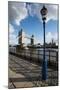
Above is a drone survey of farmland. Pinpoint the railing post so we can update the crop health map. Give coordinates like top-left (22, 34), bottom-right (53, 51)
top-left (24, 50), bottom-right (26, 59)
top-left (25, 49), bottom-right (26, 59)
top-left (38, 50), bottom-right (39, 63)
top-left (30, 50), bottom-right (31, 61)
top-left (49, 50), bottom-right (50, 64)
top-left (56, 51), bottom-right (58, 69)
top-left (56, 51), bottom-right (58, 62)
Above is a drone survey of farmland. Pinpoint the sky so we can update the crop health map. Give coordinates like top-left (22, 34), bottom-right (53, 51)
top-left (8, 2), bottom-right (58, 45)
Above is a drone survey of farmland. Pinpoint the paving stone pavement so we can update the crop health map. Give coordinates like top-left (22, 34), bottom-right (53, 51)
top-left (8, 54), bottom-right (58, 88)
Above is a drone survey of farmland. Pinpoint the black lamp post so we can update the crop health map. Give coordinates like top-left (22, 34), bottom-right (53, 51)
top-left (40, 5), bottom-right (48, 80)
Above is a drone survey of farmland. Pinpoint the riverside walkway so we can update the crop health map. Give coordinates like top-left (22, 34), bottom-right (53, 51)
top-left (8, 54), bottom-right (58, 88)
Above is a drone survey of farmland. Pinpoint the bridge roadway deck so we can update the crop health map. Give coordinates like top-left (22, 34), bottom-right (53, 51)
top-left (8, 54), bottom-right (58, 88)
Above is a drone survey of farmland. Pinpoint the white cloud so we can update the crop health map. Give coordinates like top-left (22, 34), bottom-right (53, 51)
top-left (46, 32), bottom-right (58, 45)
top-left (9, 2), bottom-right (58, 25)
top-left (27, 3), bottom-right (58, 22)
top-left (34, 37), bottom-right (43, 45)
top-left (9, 24), bottom-right (14, 33)
top-left (46, 32), bottom-right (52, 43)
top-left (9, 24), bottom-right (18, 45)
top-left (8, 2), bottom-right (28, 25)
top-left (46, 5), bottom-right (58, 22)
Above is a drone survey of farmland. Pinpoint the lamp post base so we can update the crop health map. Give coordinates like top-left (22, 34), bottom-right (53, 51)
top-left (42, 57), bottom-right (48, 80)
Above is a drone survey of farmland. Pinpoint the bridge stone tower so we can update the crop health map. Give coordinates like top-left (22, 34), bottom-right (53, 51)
top-left (18, 29), bottom-right (23, 45)
top-left (31, 35), bottom-right (34, 45)
top-left (16, 29), bottom-right (24, 52)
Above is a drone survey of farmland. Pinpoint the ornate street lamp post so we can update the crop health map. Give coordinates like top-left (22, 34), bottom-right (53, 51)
top-left (40, 5), bottom-right (48, 80)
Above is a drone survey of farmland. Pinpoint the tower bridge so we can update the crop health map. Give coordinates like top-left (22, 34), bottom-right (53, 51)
top-left (15, 29), bottom-right (34, 51)
top-left (18, 29), bottom-right (34, 46)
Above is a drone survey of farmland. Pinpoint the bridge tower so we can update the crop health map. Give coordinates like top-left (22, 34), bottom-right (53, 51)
top-left (18, 29), bottom-right (23, 45)
top-left (31, 35), bottom-right (34, 45)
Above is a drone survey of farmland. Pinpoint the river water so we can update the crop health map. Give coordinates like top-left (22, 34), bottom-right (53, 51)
top-left (9, 47), bottom-right (58, 62)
